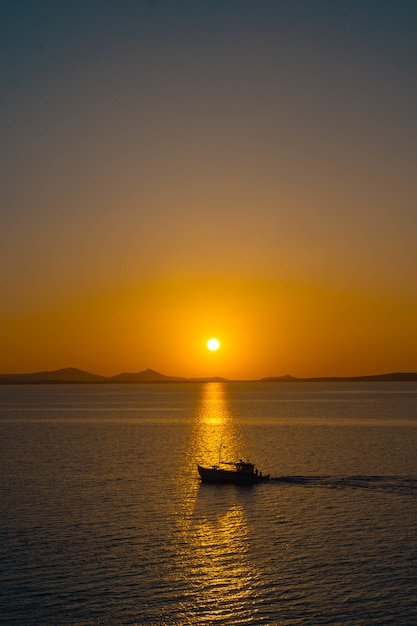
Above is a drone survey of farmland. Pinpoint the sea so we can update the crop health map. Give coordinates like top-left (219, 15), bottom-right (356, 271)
top-left (1, 381), bottom-right (416, 625)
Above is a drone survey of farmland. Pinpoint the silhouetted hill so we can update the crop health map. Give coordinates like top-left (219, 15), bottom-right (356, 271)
top-left (261, 374), bottom-right (299, 382)
top-left (261, 372), bottom-right (417, 382)
top-left (0, 368), bottom-right (107, 384)
top-left (0, 367), bottom-right (222, 384)
top-left (108, 368), bottom-right (186, 383)
top-left (0, 368), bottom-right (417, 384)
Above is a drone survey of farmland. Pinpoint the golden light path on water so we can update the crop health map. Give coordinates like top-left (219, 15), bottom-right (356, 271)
top-left (173, 384), bottom-right (263, 623)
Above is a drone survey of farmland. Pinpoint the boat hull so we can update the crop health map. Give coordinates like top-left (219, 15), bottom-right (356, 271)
top-left (197, 464), bottom-right (269, 485)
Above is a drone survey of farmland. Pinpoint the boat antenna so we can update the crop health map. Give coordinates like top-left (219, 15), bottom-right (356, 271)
top-left (218, 435), bottom-right (226, 466)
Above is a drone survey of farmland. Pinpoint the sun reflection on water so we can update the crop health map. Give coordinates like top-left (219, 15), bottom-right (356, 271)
top-left (172, 383), bottom-right (262, 623)
top-left (189, 382), bottom-right (243, 470)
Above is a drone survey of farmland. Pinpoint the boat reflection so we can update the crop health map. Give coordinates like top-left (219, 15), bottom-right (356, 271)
top-left (173, 383), bottom-right (262, 622)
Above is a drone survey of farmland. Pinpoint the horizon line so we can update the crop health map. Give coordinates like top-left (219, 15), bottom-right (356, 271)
top-left (1, 367), bottom-right (417, 384)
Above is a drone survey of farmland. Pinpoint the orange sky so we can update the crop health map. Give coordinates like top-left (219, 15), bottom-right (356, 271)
top-left (1, 1), bottom-right (417, 379)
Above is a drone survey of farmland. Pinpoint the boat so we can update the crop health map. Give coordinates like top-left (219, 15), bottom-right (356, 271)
top-left (197, 459), bottom-right (270, 484)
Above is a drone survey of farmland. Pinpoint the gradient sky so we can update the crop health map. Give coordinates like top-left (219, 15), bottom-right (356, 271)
top-left (1, 0), bottom-right (417, 379)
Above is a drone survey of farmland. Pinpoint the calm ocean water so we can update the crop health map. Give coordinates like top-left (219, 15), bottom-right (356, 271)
top-left (1, 381), bottom-right (417, 625)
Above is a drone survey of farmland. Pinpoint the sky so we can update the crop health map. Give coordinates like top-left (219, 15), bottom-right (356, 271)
top-left (1, 0), bottom-right (417, 379)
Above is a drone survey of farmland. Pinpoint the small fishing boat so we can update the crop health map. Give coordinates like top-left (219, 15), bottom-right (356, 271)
top-left (197, 459), bottom-right (270, 484)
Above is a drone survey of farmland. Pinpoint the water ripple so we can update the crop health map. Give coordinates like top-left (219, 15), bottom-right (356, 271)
top-left (270, 474), bottom-right (417, 495)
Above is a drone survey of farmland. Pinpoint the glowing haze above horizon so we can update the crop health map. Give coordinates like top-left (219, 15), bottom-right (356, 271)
top-left (1, 0), bottom-right (417, 380)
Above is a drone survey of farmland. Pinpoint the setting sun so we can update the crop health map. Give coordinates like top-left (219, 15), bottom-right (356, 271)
top-left (207, 338), bottom-right (220, 351)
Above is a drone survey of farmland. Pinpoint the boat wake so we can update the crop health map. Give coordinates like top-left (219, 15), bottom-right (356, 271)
top-left (270, 475), bottom-right (417, 496)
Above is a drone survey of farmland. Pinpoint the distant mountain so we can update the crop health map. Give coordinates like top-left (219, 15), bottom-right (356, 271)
top-left (261, 372), bottom-right (417, 382)
top-left (1, 368), bottom-right (417, 384)
top-left (0, 367), bottom-right (107, 384)
top-left (0, 367), bottom-right (223, 384)
top-left (260, 374), bottom-right (299, 382)
top-left (108, 368), bottom-right (186, 383)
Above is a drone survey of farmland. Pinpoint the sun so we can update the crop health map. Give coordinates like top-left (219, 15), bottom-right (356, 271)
top-left (207, 338), bottom-right (220, 351)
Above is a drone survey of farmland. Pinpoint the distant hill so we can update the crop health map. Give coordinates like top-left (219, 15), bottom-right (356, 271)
top-left (0, 368), bottom-right (226, 384)
top-left (0, 368), bottom-right (417, 384)
top-left (108, 368), bottom-right (186, 383)
top-left (0, 368), bottom-right (107, 384)
top-left (260, 374), bottom-right (299, 382)
top-left (260, 372), bottom-right (417, 382)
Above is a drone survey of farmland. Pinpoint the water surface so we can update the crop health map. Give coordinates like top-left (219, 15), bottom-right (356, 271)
top-left (1, 382), bottom-right (416, 624)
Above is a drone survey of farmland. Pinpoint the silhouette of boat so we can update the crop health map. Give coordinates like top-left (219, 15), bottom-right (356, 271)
top-left (197, 459), bottom-right (270, 484)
